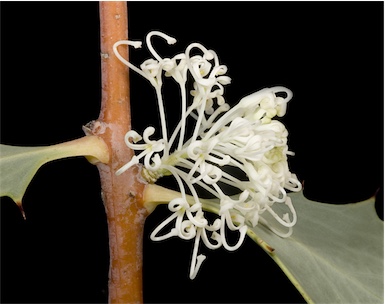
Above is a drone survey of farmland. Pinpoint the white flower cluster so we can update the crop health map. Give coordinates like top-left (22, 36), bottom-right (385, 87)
top-left (114, 31), bottom-right (302, 279)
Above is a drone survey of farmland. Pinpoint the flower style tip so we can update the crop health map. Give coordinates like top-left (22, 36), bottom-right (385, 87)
top-left (114, 31), bottom-right (302, 279)
top-left (146, 31), bottom-right (177, 63)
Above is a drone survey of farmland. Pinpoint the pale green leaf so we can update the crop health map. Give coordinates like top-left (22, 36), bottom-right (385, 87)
top-left (0, 136), bottom-right (109, 204)
top-left (248, 191), bottom-right (384, 304)
top-left (143, 185), bottom-right (384, 304)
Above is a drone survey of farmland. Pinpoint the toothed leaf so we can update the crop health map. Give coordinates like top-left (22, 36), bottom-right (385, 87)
top-left (144, 185), bottom-right (383, 303)
top-left (248, 191), bottom-right (383, 304)
top-left (0, 136), bottom-right (109, 204)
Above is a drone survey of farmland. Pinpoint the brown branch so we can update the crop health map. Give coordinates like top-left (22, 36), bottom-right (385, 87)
top-left (87, 2), bottom-right (148, 303)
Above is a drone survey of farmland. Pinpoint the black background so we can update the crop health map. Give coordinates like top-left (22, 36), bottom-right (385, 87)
top-left (1, 2), bottom-right (383, 303)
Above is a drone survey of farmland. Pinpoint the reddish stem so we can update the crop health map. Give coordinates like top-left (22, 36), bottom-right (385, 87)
top-left (89, 2), bottom-right (148, 303)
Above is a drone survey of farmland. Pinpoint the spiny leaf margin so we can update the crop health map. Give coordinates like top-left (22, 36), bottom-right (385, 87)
top-left (0, 136), bottom-right (109, 205)
top-left (143, 184), bottom-right (383, 304)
